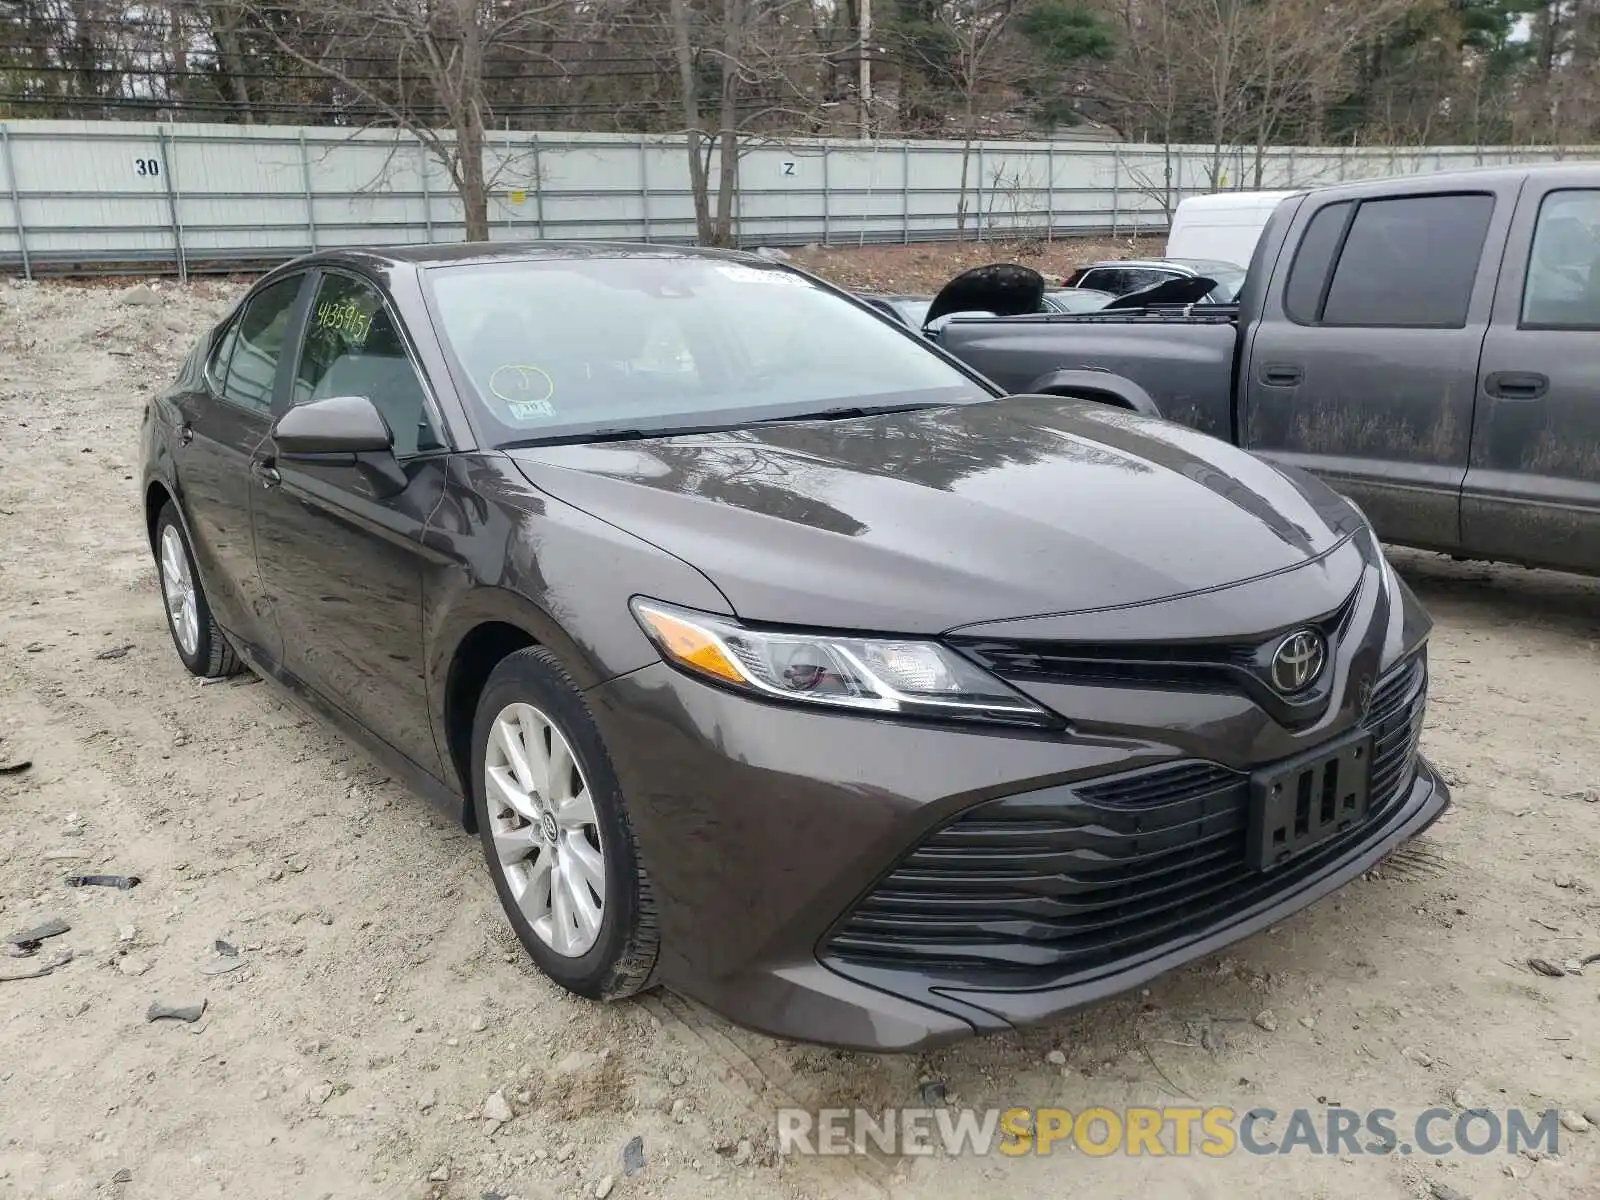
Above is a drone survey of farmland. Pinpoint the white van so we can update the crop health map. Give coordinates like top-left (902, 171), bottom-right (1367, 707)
top-left (1165, 190), bottom-right (1299, 268)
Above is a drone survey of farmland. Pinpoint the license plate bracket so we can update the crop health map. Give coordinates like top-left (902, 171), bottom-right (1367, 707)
top-left (1249, 730), bottom-right (1374, 872)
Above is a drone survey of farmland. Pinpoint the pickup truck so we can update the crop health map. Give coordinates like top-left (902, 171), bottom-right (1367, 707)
top-left (928, 163), bottom-right (1600, 577)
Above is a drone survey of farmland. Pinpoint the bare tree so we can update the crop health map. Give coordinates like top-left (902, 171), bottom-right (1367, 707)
top-left (233, 0), bottom-right (574, 241)
top-left (1100, 0), bottom-right (1187, 218)
top-left (667, 0), bottom-right (717, 242)
top-left (1102, 0), bottom-right (1410, 195)
top-left (195, 2), bottom-right (258, 122)
top-left (663, 0), bottom-right (829, 246)
top-left (889, 0), bottom-right (1040, 237)
top-left (1243, 0), bottom-right (1411, 185)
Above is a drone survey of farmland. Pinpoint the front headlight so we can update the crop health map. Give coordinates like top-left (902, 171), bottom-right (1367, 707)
top-left (630, 598), bottom-right (1058, 727)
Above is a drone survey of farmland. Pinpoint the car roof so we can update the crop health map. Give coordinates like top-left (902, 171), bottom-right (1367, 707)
top-left (1174, 190), bottom-right (1299, 210)
top-left (1235, 161), bottom-right (1600, 209)
top-left (1078, 258), bottom-right (1243, 275)
top-left (1077, 259), bottom-right (1198, 274)
top-left (1321, 161), bottom-right (1600, 193)
top-left (288, 240), bottom-right (766, 272)
top-left (1163, 258), bottom-right (1247, 272)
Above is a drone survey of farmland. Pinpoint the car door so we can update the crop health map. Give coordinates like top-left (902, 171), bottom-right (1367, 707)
top-left (1463, 179), bottom-right (1600, 573)
top-left (1240, 184), bottom-right (1517, 553)
top-left (249, 267), bottom-right (453, 776)
top-left (173, 272), bottom-right (309, 664)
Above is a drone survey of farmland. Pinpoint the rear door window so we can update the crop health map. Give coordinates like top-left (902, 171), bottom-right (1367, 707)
top-left (1521, 189), bottom-right (1600, 328)
top-left (1284, 201), bottom-right (1352, 324)
top-left (205, 321), bottom-right (239, 392)
top-left (1318, 194), bottom-right (1494, 328)
top-left (219, 275), bottom-right (304, 415)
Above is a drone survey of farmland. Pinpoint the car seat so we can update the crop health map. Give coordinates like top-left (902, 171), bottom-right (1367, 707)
top-left (314, 308), bottom-right (435, 456)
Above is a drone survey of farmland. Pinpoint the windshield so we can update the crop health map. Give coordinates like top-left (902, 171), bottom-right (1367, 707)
top-left (425, 255), bottom-right (990, 446)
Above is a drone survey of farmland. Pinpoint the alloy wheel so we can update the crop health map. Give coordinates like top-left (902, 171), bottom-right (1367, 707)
top-left (159, 523), bottom-right (200, 658)
top-left (483, 701), bottom-right (607, 957)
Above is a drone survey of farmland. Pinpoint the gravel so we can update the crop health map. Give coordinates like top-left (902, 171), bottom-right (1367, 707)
top-left (0, 271), bottom-right (1595, 1199)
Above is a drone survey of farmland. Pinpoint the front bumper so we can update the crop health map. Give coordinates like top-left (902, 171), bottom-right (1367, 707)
top-left (585, 648), bottom-right (1449, 1052)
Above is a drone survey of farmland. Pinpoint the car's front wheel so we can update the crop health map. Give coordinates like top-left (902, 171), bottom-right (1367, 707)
top-left (471, 647), bottom-right (659, 1000)
top-left (154, 501), bottom-right (241, 679)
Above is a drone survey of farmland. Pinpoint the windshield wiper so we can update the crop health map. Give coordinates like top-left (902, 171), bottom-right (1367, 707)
top-left (755, 402), bottom-right (942, 425)
top-left (500, 402), bottom-right (954, 448)
top-left (499, 423), bottom-right (740, 449)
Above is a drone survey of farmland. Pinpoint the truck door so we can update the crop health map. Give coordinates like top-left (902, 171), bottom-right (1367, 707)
top-left (1240, 185), bottom-right (1516, 553)
top-left (1463, 177), bottom-right (1600, 574)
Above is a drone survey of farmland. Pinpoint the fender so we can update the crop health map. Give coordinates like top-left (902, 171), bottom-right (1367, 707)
top-left (141, 397), bottom-right (195, 553)
top-left (422, 582), bottom-right (649, 801)
top-left (1019, 370), bottom-right (1164, 418)
top-left (426, 583), bottom-right (608, 699)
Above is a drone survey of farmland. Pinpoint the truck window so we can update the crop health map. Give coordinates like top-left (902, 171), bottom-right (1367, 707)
top-left (1284, 201), bottom-right (1351, 324)
top-left (1319, 194), bottom-right (1494, 328)
top-left (1522, 189), bottom-right (1600, 329)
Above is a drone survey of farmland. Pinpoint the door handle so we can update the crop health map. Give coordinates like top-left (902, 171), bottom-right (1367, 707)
top-left (251, 458), bottom-right (281, 488)
top-left (177, 422), bottom-right (194, 446)
top-left (1484, 371), bottom-right (1549, 400)
top-left (1260, 365), bottom-right (1303, 388)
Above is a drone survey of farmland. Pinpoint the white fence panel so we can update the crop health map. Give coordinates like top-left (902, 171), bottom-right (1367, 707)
top-left (0, 119), bottom-right (1593, 276)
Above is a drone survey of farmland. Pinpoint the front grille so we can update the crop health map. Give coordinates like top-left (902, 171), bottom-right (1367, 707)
top-left (825, 654), bottom-right (1428, 983)
top-left (1077, 762), bottom-right (1240, 808)
top-left (952, 586), bottom-right (1361, 727)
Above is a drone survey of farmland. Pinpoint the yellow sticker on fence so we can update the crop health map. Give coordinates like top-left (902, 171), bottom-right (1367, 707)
top-left (509, 190), bottom-right (527, 205)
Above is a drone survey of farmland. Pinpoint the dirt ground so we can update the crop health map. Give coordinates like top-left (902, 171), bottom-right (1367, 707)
top-left (0, 257), bottom-right (1597, 1200)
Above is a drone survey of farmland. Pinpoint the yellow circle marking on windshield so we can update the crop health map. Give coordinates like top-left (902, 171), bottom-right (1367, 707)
top-left (489, 363), bottom-right (555, 405)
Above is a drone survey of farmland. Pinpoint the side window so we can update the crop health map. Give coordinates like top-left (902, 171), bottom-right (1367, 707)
top-left (206, 320), bottom-right (239, 390)
top-left (1083, 268), bottom-right (1128, 294)
top-left (1126, 269), bottom-right (1171, 292)
top-left (219, 275), bottom-right (303, 415)
top-left (1522, 189), bottom-right (1600, 329)
top-left (1284, 201), bottom-right (1351, 323)
top-left (294, 273), bottom-right (443, 458)
top-left (1319, 194), bottom-right (1494, 328)
top-left (1092, 268), bottom-right (1167, 295)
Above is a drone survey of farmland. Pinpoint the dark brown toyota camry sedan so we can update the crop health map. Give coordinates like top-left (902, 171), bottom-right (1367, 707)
top-left (139, 243), bottom-right (1449, 1050)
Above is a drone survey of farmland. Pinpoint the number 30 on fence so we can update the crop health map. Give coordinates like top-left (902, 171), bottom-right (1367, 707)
top-left (135, 157), bottom-right (161, 177)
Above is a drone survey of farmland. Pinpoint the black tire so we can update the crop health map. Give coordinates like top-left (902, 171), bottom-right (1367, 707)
top-left (471, 646), bottom-right (659, 1000)
top-left (154, 501), bottom-right (242, 679)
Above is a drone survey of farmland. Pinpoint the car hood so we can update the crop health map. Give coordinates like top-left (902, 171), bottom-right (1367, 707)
top-left (507, 395), bottom-right (1365, 633)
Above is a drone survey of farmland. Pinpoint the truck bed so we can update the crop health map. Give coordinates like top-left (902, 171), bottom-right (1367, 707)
top-left (934, 311), bottom-right (1240, 439)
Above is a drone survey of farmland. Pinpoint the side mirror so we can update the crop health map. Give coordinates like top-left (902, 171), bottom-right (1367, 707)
top-left (272, 394), bottom-right (393, 456)
top-left (271, 395), bottom-right (406, 498)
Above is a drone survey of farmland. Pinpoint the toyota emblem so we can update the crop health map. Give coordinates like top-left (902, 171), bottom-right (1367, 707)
top-left (1270, 630), bottom-right (1326, 694)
